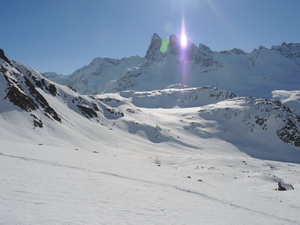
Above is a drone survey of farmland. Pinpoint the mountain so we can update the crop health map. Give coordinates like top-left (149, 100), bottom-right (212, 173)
top-left (0, 49), bottom-right (127, 147)
top-left (1, 47), bottom-right (300, 160)
top-left (47, 34), bottom-right (300, 103)
top-left (45, 56), bottom-right (146, 94)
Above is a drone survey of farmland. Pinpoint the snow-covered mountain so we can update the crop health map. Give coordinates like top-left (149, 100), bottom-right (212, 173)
top-left (0, 49), bottom-right (125, 147)
top-left (1, 39), bottom-right (300, 225)
top-left (1, 46), bottom-right (300, 159)
top-left (46, 33), bottom-right (300, 100)
top-left (45, 56), bottom-right (146, 94)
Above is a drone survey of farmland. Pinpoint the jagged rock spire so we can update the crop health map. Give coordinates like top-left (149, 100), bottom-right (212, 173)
top-left (0, 49), bottom-right (14, 67)
top-left (0, 49), bottom-right (9, 63)
top-left (145, 33), bottom-right (162, 60)
top-left (145, 33), bottom-right (197, 62)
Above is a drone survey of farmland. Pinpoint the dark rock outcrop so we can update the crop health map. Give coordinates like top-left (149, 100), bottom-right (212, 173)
top-left (0, 49), bottom-right (12, 65)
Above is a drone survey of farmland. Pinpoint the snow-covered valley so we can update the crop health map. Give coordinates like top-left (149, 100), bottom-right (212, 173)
top-left (1, 34), bottom-right (300, 224)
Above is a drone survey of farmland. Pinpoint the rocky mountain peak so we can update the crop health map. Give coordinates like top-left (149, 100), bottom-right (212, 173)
top-left (272, 42), bottom-right (300, 58)
top-left (0, 49), bottom-right (14, 67)
top-left (198, 44), bottom-right (213, 53)
top-left (195, 44), bottom-right (214, 66)
top-left (145, 33), bottom-right (162, 60)
top-left (169, 34), bottom-right (198, 60)
top-left (145, 33), bottom-right (198, 62)
top-left (0, 49), bottom-right (6, 59)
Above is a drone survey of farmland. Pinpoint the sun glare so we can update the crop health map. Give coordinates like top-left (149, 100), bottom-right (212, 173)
top-left (180, 17), bottom-right (188, 48)
top-left (180, 32), bottom-right (187, 48)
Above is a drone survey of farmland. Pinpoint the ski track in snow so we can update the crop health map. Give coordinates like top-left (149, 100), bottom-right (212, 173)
top-left (0, 151), bottom-right (297, 224)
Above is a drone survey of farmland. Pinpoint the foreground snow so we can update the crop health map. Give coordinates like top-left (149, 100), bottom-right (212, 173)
top-left (1, 139), bottom-right (299, 225)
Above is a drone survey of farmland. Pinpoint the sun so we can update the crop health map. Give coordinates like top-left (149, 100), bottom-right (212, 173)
top-left (180, 16), bottom-right (188, 48)
top-left (180, 31), bottom-right (188, 48)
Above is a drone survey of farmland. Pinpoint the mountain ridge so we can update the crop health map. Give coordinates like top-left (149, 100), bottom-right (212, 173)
top-left (44, 34), bottom-right (300, 109)
top-left (1, 47), bottom-right (300, 163)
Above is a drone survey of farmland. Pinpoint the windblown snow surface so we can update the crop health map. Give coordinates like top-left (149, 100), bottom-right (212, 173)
top-left (1, 139), bottom-right (300, 225)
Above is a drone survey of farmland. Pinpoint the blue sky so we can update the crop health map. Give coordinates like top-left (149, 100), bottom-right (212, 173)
top-left (2, 0), bottom-right (300, 74)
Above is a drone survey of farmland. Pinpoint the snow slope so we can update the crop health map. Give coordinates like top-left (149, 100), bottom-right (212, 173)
top-left (1, 45), bottom-right (300, 224)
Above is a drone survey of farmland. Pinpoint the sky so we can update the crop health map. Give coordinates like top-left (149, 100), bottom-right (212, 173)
top-left (1, 0), bottom-right (300, 75)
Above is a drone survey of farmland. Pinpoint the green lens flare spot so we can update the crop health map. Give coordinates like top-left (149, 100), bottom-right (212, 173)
top-left (160, 37), bottom-right (170, 53)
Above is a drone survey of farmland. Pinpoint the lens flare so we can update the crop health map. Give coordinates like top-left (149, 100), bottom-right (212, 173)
top-left (180, 16), bottom-right (188, 48)
top-left (160, 37), bottom-right (170, 53)
top-left (178, 15), bottom-right (189, 86)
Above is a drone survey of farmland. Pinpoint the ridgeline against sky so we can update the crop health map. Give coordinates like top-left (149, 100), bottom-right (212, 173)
top-left (2, 0), bottom-right (300, 74)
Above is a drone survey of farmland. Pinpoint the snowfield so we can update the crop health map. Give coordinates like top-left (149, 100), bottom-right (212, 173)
top-left (1, 138), bottom-right (300, 225)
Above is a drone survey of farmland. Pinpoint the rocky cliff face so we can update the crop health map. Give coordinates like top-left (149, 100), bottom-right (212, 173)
top-left (272, 42), bottom-right (300, 59)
